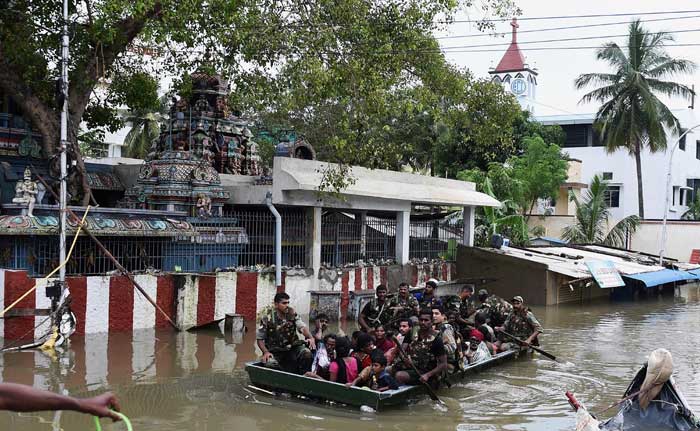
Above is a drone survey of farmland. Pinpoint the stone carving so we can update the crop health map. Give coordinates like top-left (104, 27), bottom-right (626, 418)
top-left (196, 194), bottom-right (212, 218)
top-left (12, 167), bottom-right (38, 217)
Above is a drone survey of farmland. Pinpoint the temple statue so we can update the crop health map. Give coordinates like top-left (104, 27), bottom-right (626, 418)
top-left (13, 167), bottom-right (38, 217)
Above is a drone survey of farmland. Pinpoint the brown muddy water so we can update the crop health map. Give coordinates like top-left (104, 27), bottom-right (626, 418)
top-left (2, 294), bottom-right (700, 430)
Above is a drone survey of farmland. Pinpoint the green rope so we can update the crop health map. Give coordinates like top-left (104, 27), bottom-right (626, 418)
top-left (93, 411), bottom-right (133, 431)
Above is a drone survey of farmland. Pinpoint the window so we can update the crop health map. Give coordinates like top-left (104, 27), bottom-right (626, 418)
top-left (602, 172), bottom-right (613, 181)
top-left (679, 129), bottom-right (687, 151)
top-left (696, 140), bottom-right (700, 160)
top-left (562, 124), bottom-right (589, 148)
top-left (604, 185), bottom-right (620, 208)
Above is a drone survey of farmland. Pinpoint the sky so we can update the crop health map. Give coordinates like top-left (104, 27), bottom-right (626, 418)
top-left (436, 0), bottom-right (700, 116)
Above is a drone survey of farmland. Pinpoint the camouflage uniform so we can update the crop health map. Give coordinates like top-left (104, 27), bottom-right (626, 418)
top-left (388, 294), bottom-right (419, 328)
top-left (443, 295), bottom-right (462, 314)
top-left (361, 298), bottom-right (392, 329)
top-left (256, 306), bottom-right (311, 374)
top-left (459, 296), bottom-right (478, 320)
top-left (502, 309), bottom-right (543, 343)
top-left (479, 295), bottom-right (513, 327)
top-left (416, 293), bottom-right (442, 310)
top-left (435, 322), bottom-right (458, 364)
top-left (401, 330), bottom-right (446, 386)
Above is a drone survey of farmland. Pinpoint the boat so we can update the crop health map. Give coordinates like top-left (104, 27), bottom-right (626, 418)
top-left (245, 349), bottom-right (522, 411)
top-left (567, 349), bottom-right (700, 431)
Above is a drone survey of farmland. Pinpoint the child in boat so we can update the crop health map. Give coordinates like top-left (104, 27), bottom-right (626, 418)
top-left (346, 351), bottom-right (399, 392)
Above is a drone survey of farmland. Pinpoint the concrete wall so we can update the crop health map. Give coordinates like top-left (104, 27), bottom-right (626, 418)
top-left (528, 216), bottom-right (700, 262)
top-left (456, 246), bottom-right (550, 305)
top-left (0, 262), bottom-right (455, 340)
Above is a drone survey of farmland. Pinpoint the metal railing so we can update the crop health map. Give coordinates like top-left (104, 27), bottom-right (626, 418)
top-left (321, 212), bottom-right (396, 266)
top-left (409, 218), bottom-right (462, 261)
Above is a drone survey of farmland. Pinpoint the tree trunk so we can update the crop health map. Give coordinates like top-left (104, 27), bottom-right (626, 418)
top-left (634, 140), bottom-right (645, 219)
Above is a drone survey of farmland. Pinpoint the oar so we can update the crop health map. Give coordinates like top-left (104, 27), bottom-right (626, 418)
top-left (498, 330), bottom-right (557, 361)
top-left (391, 336), bottom-right (445, 405)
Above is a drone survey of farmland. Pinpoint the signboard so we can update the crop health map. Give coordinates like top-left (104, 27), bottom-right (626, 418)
top-left (690, 249), bottom-right (700, 264)
top-left (585, 260), bottom-right (625, 288)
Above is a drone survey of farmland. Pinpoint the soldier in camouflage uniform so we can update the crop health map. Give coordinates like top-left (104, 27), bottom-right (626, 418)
top-left (257, 292), bottom-right (316, 374)
top-left (394, 309), bottom-right (447, 387)
top-left (387, 282), bottom-right (419, 330)
top-left (431, 306), bottom-right (459, 367)
top-left (494, 295), bottom-right (543, 352)
top-left (415, 279), bottom-right (443, 309)
top-left (359, 284), bottom-right (391, 333)
top-left (476, 289), bottom-right (513, 327)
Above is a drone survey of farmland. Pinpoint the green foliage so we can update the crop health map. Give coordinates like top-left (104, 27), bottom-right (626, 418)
top-left (561, 175), bottom-right (640, 247)
top-left (109, 72), bottom-right (161, 113)
top-left (575, 19), bottom-right (696, 218)
top-left (682, 195), bottom-right (700, 220)
top-left (511, 136), bottom-right (569, 216)
top-left (78, 129), bottom-right (109, 158)
top-left (513, 110), bottom-right (565, 147)
top-left (475, 177), bottom-right (529, 246)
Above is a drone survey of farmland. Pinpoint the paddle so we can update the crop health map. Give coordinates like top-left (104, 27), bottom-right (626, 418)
top-left (498, 330), bottom-right (557, 361)
top-left (391, 336), bottom-right (445, 405)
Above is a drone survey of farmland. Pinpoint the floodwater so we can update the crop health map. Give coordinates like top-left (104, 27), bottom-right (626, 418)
top-left (2, 292), bottom-right (700, 430)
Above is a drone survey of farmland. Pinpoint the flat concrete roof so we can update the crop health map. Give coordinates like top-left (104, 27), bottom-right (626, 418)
top-left (272, 157), bottom-right (501, 210)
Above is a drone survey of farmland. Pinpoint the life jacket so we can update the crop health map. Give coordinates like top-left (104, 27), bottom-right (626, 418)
top-left (262, 307), bottom-right (301, 353)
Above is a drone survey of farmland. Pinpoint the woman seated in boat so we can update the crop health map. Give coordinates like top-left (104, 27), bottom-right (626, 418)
top-left (306, 337), bottom-right (360, 384)
top-left (346, 351), bottom-right (399, 392)
top-left (372, 325), bottom-right (396, 357)
top-left (352, 333), bottom-right (376, 370)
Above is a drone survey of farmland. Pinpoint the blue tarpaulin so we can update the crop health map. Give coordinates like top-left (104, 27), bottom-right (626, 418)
top-left (688, 269), bottom-right (700, 277)
top-left (623, 269), bottom-right (700, 287)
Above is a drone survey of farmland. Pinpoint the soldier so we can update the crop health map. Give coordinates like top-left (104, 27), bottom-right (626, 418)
top-left (257, 292), bottom-right (316, 374)
top-left (415, 279), bottom-right (442, 309)
top-left (432, 306), bottom-right (459, 368)
top-left (477, 288), bottom-right (513, 327)
top-left (450, 285), bottom-right (477, 332)
top-left (494, 296), bottom-right (543, 352)
top-left (395, 309), bottom-right (448, 387)
top-left (388, 282), bottom-right (419, 328)
top-left (359, 284), bottom-right (391, 333)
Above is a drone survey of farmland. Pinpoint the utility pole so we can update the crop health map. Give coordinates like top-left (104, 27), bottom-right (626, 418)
top-left (59, 0), bottom-right (69, 292)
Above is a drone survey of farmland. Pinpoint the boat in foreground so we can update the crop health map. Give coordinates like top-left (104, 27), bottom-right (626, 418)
top-left (245, 349), bottom-right (520, 411)
top-left (567, 349), bottom-right (700, 431)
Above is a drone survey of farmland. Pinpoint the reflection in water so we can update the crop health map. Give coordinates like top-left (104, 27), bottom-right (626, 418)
top-left (1, 296), bottom-right (700, 430)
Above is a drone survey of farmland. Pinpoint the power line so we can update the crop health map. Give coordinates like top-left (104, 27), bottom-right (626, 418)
top-left (440, 42), bottom-right (700, 54)
top-left (441, 27), bottom-right (700, 50)
top-left (438, 9), bottom-right (700, 24)
top-left (436, 14), bottom-right (700, 40)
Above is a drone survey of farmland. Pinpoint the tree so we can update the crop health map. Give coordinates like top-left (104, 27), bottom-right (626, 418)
top-left (511, 136), bottom-right (568, 219)
top-left (513, 110), bottom-right (565, 148)
top-left (575, 19), bottom-right (696, 219)
top-left (1, 0), bottom-right (521, 203)
top-left (561, 174), bottom-right (640, 247)
top-left (682, 195), bottom-right (700, 221)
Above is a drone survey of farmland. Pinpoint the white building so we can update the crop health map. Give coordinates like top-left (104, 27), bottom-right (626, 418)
top-left (488, 18), bottom-right (538, 113)
top-left (536, 109), bottom-right (700, 220)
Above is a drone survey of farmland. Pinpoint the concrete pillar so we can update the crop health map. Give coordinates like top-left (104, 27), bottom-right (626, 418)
top-left (306, 207), bottom-right (322, 274)
top-left (395, 211), bottom-right (410, 264)
top-left (463, 206), bottom-right (475, 247)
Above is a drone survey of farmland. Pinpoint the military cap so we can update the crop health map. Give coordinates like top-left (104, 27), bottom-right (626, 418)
top-left (511, 295), bottom-right (524, 303)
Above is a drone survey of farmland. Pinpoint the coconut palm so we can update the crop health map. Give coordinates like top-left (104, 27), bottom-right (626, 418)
top-left (476, 177), bottom-right (530, 245)
top-left (575, 19), bottom-right (696, 219)
top-left (561, 175), bottom-right (640, 247)
top-left (123, 95), bottom-right (168, 159)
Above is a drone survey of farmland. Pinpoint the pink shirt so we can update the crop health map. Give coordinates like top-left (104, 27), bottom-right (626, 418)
top-left (329, 358), bottom-right (359, 383)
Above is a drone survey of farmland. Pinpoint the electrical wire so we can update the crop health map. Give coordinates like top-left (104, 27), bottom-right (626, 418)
top-left (441, 27), bottom-right (700, 50)
top-left (436, 14), bottom-right (700, 40)
top-left (438, 9), bottom-right (700, 24)
top-left (440, 42), bottom-right (700, 54)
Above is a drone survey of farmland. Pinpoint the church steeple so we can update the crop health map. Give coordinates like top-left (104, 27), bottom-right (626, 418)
top-left (488, 18), bottom-right (538, 113)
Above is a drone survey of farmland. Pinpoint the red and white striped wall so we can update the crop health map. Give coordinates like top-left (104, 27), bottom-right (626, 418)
top-left (0, 262), bottom-right (455, 340)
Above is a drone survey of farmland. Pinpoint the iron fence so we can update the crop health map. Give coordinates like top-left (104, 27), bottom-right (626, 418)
top-left (0, 208), bottom-right (308, 276)
top-left (321, 212), bottom-right (396, 266)
top-left (409, 217), bottom-right (462, 261)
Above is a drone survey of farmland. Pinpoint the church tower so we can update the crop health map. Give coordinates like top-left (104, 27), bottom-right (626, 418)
top-left (489, 18), bottom-right (538, 113)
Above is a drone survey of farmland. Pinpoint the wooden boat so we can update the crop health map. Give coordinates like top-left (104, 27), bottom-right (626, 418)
top-left (245, 349), bottom-right (523, 411)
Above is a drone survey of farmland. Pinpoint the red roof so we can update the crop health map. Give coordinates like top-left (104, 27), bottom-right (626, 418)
top-left (493, 18), bottom-right (527, 73)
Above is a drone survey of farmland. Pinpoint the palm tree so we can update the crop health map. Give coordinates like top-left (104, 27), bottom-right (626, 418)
top-left (561, 175), bottom-right (640, 247)
top-left (575, 19), bottom-right (696, 218)
top-left (123, 96), bottom-right (168, 159)
top-left (477, 177), bottom-right (530, 245)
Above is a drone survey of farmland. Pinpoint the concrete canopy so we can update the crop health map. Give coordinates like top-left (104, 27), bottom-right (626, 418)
top-left (271, 157), bottom-right (501, 211)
